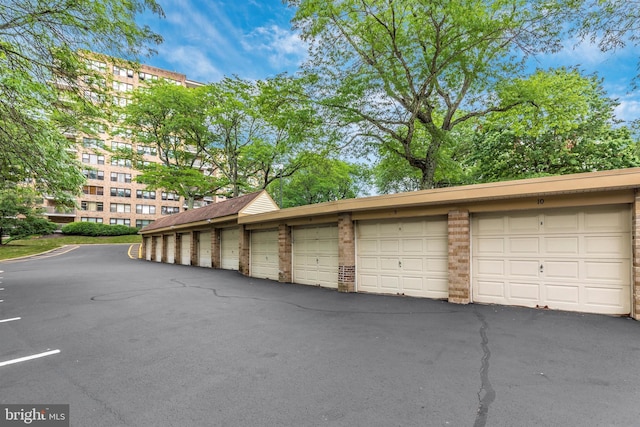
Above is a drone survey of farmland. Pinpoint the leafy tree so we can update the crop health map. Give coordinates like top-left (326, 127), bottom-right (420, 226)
top-left (239, 75), bottom-right (329, 192)
top-left (470, 128), bottom-right (639, 182)
top-left (272, 156), bottom-right (370, 207)
top-left (287, 0), bottom-right (575, 189)
top-left (468, 69), bottom-right (640, 181)
top-left (122, 76), bottom-right (328, 203)
top-left (120, 81), bottom-right (224, 208)
top-left (372, 121), bottom-right (476, 193)
top-left (0, 187), bottom-right (57, 245)
top-left (202, 75), bottom-right (329, 198)
top-left (0, 0), bottom-right (164, 199)
top-left (573, 0), bottom-right (640, 83)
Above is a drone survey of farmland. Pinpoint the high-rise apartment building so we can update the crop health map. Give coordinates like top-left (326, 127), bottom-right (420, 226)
top-left (42, 58), bottom-right (213, 228)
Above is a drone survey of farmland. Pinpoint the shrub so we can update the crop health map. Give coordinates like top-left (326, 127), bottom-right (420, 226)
top-left (61, 222), bottom-right (138, 236)
top-left (0, 216), bottom-right (58, 244)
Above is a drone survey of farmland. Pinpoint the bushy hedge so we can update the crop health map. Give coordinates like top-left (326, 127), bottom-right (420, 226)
top-left (61, 222), bottom-right (139, 236)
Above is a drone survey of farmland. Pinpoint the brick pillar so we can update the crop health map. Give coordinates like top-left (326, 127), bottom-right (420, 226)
top-left (191, 232), bottom-right (198, 266)
top-left (211, 228), bottom-right (221, 269)
top-left (338, 213), bottom-right (356, 292)
top-left (173, 234), bottom-right (179, 263)
top-left (278, 224), bottom-right (292, 283)
top-left (239, 225), bottom-right (251, 276)
top-left (141, 237), bottom-right (148, 260)
top-left (633, 191), bottom-right (640, 320)
top-left (151, 236), bottom-right (157, 261)
top-left (161, 234), bottom-right (168, 263)
top-left (448, 209), bottom-right (470, 304)
top-left (175, 233), bottom-right (182, 264)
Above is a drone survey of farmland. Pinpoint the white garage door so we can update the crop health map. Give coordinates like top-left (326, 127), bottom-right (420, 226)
top-left (180, 233), bottom-right (191, 266)
top-left (198, 231), bottom-right (212, 268)
top-left (293, 225), bottom-right (339, 288)
top-left (357, 217), bottom-right (448, 298)
top-left (154, 236), bottom-right (162, 262)
top-left (166, 234), bottom-right (175, 264)
top-left (472, 205), bottom-right (631, 315)
top-left (251, 229), bottom-right (279, 280)
top-left (221, 228), bottom-right (239, 270)
top-left (144, 237), bottom-right (152, 261)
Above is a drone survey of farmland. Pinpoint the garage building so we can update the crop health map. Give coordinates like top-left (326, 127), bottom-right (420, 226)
top-left (140, 168), bottom-right (640, 320)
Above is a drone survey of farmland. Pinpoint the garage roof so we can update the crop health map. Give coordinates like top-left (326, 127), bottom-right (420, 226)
top-left (139, 191), bottom-right (277, 234)
top-left (239, 167), bottom-right (640, 224)
top-left (139, 168), bottom-right (640, 234)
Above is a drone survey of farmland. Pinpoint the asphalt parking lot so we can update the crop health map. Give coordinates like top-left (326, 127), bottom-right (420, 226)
top-left (1, 244), bottom-right (639, 426)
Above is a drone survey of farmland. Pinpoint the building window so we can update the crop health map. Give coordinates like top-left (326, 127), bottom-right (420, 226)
top-left (136, 219), bottom-right (153, 228)
top-left (138, 72), bottom-right (158, 81)
top-left (82, 137), bottom-right (104, 149)
top-left (109, 203), bottom-right (131, 213)
top-left (82, 185), bottom-right (104, 195)
top-left (80, 201), bottom-right (104, 212)
top-left (136, 204), bottom-right (156, 214)
top-left (86, 59), bottom-right (106, 72)
top-left (82, 153), bottom-right (105, 165)
top-left (136, 190), bottom-right (156, 200)
top-left (84, 90), bottom-right (105, 104)
top-left (161, 191), bottom-right (179, 201)
top-left (83, 169), bottom-right (104, 181)
top-left (112, 81), bottom-right (133, 92)
top-left (110, 218), bottom-right (131, 226)
top-left (111, 141), bottom-right (132, 150)
top-left (110, 187), bottom-right (131, 198)
top-left (110, 172), bottom-right (132, 183)
top-left (137, 145), bottom-right (157, 156)
top-left (111, 158), bottom-right (132, 168)
top-left (135, 160), bottom-right (151, 168)
top-left (113, 65), bottom-right (134, 78)
top-left (161, 206), bottom-right (180, 215)
top-left (81, 217), bottom-right (103, 223)
top-left (113, 96), bottom-right (132, 107)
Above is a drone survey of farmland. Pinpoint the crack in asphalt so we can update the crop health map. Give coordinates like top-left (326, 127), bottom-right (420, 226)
top-left (473, 309), bottom-right (495, 427)
top-left (90, 285), bottom-right (184, 301)
top-left (173, 279), bottom-right (459, 315)
top-left (90, 277), bottom-right (458, 316)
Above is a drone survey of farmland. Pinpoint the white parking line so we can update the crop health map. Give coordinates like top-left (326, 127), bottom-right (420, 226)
top-left (0, 288), bottom-right (4, 291)
top-left (0, 317), bottom-right (21, 323)
top-left (0, 350), bottom-right (60, 367)
top-left (0, 300), bottom-right (3, 303)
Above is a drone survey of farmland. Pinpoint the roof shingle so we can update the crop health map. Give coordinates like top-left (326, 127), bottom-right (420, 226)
top-left (140, 191), bottom-right (264, 233)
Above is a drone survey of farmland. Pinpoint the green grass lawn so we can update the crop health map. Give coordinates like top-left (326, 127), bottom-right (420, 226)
top-left (0, 234), bottom-right (142, 260)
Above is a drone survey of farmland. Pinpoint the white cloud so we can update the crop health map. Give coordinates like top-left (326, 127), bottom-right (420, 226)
top-left (559, 37), bottom-right (611, 65)
top-left (161, 1), bottom-right (243, 58)
top-left (532, 35), bottom-right (639, 72)
top-left (242, 25), bottom-right (308, 69)
top-left (613, 96), bottom-right (640, 123)
top-left (158, 45), bottom-right (224, 83)
top-left (139, 0), bottom-right (304, 80)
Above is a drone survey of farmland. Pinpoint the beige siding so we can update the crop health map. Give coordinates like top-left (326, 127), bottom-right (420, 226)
top-left (242, 192), bottom-right (278, 215)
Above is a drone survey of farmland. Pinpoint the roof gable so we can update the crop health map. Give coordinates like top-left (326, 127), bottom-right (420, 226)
top-left (140, 191), bottom-right (278, 233)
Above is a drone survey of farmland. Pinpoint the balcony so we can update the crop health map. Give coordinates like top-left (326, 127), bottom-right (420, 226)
top-left (42, 206), bottom-right (77, 217)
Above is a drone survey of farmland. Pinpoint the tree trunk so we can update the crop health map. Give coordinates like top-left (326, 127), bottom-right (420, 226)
top-left (419, 140), bottom-right (442, 190)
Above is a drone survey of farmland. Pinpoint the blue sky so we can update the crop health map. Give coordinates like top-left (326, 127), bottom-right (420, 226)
top-left (139, 0), bottom-right (303, 81)
top-left (138, 0), bottom-right (640, 123)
